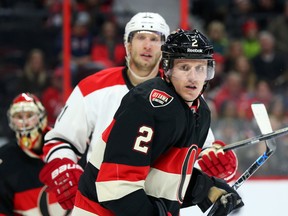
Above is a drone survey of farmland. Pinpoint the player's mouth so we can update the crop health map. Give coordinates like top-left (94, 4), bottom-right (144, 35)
top-left (186, 85), bottom-right (197, 90)
top-left (141, 53), bottom-right (152, 59)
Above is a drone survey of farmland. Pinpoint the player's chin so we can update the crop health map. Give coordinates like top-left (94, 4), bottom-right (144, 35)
top-left (140, 61), bottom-right (153, 69)
top-left (185, 89), bottom-right (199, 99)
top-left (182, 93), bottom-right (197, 102)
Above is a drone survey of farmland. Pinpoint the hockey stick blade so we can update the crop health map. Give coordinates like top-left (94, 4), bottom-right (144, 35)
top-left (251, 103), bottom-right (276, 152)
top-left (251, 103), bottom-right (273, 134)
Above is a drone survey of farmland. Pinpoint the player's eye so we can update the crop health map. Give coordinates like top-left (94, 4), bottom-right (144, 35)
top-left (195, 65), bottom-right (206, 73)
top-left (179, 64), bottom-right (190, 71)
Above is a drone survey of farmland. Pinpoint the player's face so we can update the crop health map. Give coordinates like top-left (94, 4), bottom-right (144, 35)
top-left (170, 59), bottom-right (208, 104)
top-left (127, 31), bottom-right (163, 75)
top-left (11, 111), bottom-right (39, 132)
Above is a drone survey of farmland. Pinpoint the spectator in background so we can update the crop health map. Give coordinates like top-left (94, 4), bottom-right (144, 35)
top-left (268, 96), bottom-right (288, 130)
top-left (55, 11), bottom-right (102, 86)
top-left (189, 0), bottom-right (230, 26)
top-left (268, 0), bottom-right (288, 57)
top-left (206, 20), bottom-right (229, 55)
top-left (224, 39), bottom-right (244, 72)
top-left (251, 31), bottom-right (288, 89)
top-left (44, 0), bottom-right (65, 29)
top-left (0, 93), bottom-right (67, 216)
top-left (253, 0), bottom-right (283, 29)
top-left (225, 0), bottom-right (255, 38)
top-left (213, 100), bottom-right (247, 144)
top-left (207, 53), bottom-right (226, 94)
top-left (233, 55), bottom-right (256, 94)
top-left (17, 49), bottom-right (50, 98)
top-left (241, 19), bottom-right (261, 59)
top-left (91, 20), bottom-right (126, 68)
top-left (213, 71), bottom-right (248, 115)
top-left (42, 67), bottom-right (64, 126)
top-left (84, 0), bottom-right (113, 36)
top-left (239, 79), bottom-right (273, 120)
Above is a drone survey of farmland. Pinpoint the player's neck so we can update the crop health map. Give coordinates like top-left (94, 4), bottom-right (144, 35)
top-left (127, 66), bottom-right (159, 86)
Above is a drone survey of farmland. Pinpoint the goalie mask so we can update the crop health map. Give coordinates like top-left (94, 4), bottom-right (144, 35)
top-left (7, 93), bottom-right (47, 154)
top-left (161, 29), bottom-right (215, 82)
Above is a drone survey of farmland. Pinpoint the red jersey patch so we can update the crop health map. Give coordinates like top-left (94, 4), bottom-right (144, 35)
top-left (149, 89), bottom-right (174, 108)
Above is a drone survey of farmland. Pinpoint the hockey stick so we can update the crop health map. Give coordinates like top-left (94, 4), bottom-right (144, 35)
top-left (197, 126), bottom-right (288, 161)
top-left (207, 103), bottom-right (276, 216)
top-left (220, 126), bottom-right (288, 151)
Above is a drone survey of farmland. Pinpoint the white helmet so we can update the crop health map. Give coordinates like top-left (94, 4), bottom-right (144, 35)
top-left (124, 12), bottom-right (170, 45)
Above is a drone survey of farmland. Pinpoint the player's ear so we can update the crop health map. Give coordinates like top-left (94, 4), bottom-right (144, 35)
top-left (126, 43), bottom-right (132, 55)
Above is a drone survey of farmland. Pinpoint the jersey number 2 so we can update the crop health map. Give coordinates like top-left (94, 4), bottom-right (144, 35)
top-left (133, 126), bottom-right (153, 154)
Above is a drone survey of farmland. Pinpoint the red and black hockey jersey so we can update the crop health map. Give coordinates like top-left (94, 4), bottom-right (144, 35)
top-left (0, 141), bottom-right (68, 216)
top-left (72, 77), bottom-right (211, 216)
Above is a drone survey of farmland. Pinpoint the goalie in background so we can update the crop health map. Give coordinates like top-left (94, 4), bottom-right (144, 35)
top-left (0, 93), bottom-right (68, 216)
top-left (70, 29), bottom-right (243, 216)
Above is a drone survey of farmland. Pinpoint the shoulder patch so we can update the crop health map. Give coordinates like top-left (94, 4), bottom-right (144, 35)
top-left (149, 89), bottom-right (174, 108)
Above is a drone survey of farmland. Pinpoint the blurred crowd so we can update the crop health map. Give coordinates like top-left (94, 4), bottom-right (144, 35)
top-left (0, 0), bottom-right (287, 176)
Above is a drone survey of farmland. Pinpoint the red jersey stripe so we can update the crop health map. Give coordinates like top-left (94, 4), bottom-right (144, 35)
top-left (79, 67), bottom-right (125, 96)
top-left (97, 163), bottom-right (150, 182)
top-left (74, 191), bottom-right (114, 216)
top-left (14, 188), bottom-right (42, 210)
top-left (102, 119), bottom-right (116, 143)
top-left (153, 145), bottom-right (198, 174)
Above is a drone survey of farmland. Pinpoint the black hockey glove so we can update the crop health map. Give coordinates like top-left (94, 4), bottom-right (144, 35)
top-left (185, 169), bottom-right (244, 215)
top-left (205, 178), bottom-right (244, 216)
top-left (207, 192), bottom-right (243, 216)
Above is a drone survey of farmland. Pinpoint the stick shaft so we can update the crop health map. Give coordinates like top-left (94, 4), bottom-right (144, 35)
top-left (222, 126), bottom-right (288, 151)
top-left (232, 148), bottom-right (274, 190)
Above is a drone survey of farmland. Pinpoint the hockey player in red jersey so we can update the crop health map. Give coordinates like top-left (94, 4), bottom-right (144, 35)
top-left (39, 12), bottom-right (238, 211)
top-left (0, 93), bottom-right (67, 216)
top-left (70, 29), bottom-right (244, 216)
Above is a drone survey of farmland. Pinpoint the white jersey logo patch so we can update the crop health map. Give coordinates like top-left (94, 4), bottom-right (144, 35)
top-left (149, 89), bottom-right (173, 108)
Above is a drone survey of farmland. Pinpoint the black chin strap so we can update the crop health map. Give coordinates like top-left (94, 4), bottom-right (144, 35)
top-left (184, 99), bottom-right (194, 103)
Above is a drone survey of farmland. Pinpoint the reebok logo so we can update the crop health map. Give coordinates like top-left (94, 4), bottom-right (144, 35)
top-left (187, 48), bottom-right (203, 53)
